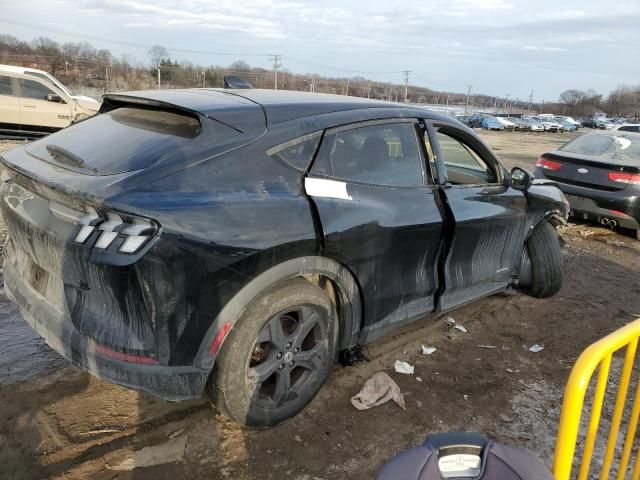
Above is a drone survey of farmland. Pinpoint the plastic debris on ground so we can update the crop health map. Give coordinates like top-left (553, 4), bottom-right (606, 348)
top-left (529, 344), bottom-right (544, 353)
top-left (394, 360), bottom-right (415, 375)
top-left (421, 345), bottom-right (437, 355)
top-left (350, 372), bottom-right (406, 411)
top-left (477, 345), bottom-right (497, 349)
top-left (446, 316), bottom-right (468, 333)
top-left (416, 377), bottom-right (423, 382)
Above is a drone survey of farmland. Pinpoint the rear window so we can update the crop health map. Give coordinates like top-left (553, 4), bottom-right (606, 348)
top-left (26, 107), bottom-right (240, 175)
top-left (560, 133), bottom-right (640, 163)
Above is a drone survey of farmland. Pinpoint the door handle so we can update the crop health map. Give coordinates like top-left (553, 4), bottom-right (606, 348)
top-left (23, 104), bottom-right (36, 108)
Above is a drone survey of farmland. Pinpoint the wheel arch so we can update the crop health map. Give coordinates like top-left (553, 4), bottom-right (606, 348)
top-left (194, 256), bottom-right (363, 372)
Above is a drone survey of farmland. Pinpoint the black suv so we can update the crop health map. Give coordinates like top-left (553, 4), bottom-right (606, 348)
top-left (0, 89), bottom-right (567, 427)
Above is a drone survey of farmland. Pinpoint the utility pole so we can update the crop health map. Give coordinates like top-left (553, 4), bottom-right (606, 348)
top-left (402, 70), bottom-right (411, 103)
top-left (269, 54), bottom-right (282, 90)
top-left (202, 71), bottom-right (206, 88)
top-left (528, 90), bottom-right (533, 114)
top-left (105, 67), bottom-right (109, 92)
top-left (465, 85), bottom-right (473, 113)
top-left (345, 78), bottom-right (350, 96)
top-left (504, 93), bottom-right (510, 112)
top-left (367, 82), bottom-right (371, 99)
top-left (156, 67), bottom-right (161, 89)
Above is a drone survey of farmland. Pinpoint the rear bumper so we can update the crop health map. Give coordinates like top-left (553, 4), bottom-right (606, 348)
top-left (4, 259), bottom-right (209, 401)
top-left (535, 173), bottom-right (640, 230)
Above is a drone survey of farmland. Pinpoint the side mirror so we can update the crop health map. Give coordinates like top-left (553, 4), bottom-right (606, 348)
top-left (510, 166), bottom-right (533, 191)
top-left (46, 93), bottom-right (63, 103)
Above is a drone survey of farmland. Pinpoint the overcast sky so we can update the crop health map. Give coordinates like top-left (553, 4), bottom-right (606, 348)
top-left (1, 0), bottom-right (639, 101)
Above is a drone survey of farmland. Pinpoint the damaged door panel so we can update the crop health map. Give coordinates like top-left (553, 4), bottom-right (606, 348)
top-left (305, 119), bottom-right (444, 343)
top-left (426, 123), bottom-right (529, 310)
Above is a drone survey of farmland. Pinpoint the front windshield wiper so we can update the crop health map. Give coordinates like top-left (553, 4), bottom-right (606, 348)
top-left (46, 144), bottom-right (98, 173)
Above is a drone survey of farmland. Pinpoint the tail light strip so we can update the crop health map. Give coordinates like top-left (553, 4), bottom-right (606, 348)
top-left (608, 172), bottom-right (640, 185)
top-left (49, 201), bottom-right (155, 254)
top-left (536, 157), bottom-right (562, 171)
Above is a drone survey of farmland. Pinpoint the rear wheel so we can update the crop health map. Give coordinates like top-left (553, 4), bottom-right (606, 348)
top-left (208, 279), bottom-right (337, 428)
top-left (521, 220), bottom-right (563, 298)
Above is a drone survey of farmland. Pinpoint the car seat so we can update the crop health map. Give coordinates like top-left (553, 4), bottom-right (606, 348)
top-left (377, 432), bottom-right (553, 480)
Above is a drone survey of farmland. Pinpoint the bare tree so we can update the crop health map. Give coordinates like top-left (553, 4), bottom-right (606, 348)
top-left (148, 45), bottom-right (169, 68)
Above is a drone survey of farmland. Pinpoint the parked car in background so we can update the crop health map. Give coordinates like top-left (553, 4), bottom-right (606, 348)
top-left (534, 131), bottom-right (640, 239)
top-left (454, 114), bottom-right (472, 126)
top-left (496, 117), bottom-right (516, 131)
top-left (554, 116), bottom-right (581, 129)
top-left (505, 117), bottom-right (530, 131)
top-left (557, 119), bottom-right (578, 132)
top-left (522, 117), bottom-right (545, 132)
top-left (0, 64), bottom-right (100, 137)
top-left (0, 89), bottom-right (568, 427)
top-left (534, 117), bottom-right (564, 132)
top-left (468, 113), bottom-right (491, 128)
top-left (482, 116), bottom-right (504, 130)
top-left (612, 124), bottom-right (640, 132)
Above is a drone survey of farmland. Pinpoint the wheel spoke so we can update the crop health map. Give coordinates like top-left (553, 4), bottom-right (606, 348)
top-left (273, 369), bottom-right (291, 405)
top-left (257, 316), bottom-right (288, 349)
top-left (293, 310), bottom-right (320, 348)
top-left (247, 356), bottom-right (280, 385)
top-left (295, 344), bottom-right (323, 371)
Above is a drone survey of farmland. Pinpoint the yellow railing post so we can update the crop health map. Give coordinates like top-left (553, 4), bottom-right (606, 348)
top-left (553, 318), bottom-right (640, 480)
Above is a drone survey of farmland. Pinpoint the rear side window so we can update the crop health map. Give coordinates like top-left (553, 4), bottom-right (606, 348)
top-left (312, 122), bottom-right (423, 186)
top-left (0, 75), bottom-right (12, 96)
top-left (268, 133), bottom-right (321, 170)
top-left (560, 134), bottom-right (640, 163)
top-left (18, 78), bottom-right (54, 100)
top-left (618, 126), bottom-right (640, 132)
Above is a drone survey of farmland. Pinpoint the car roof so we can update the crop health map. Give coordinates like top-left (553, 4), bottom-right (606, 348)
top-left (103, 88), bottom-right (454, 127)
top-left (0, 64), bottom-right (47, 75)
top-left (579, 130), bottom-right (640, 138)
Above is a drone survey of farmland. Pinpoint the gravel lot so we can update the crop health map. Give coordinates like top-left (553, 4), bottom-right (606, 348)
top-left (1, 131), bottom-right (638, 480)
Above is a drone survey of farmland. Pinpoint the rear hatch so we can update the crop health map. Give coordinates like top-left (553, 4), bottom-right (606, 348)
top-left (538, 133), bottom-right (640, 191)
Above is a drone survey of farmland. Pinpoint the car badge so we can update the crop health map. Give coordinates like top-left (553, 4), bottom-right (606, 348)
top-left (577, 168), bottom-right (589, 174)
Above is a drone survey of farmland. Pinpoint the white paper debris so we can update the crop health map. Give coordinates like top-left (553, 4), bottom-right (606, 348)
top-left (529, 344), bottom-right (544, 353)
top-left (394, 360), bottom-right (414, 375)
top-left (454, 324), bottom-right (468, 333)
top-left (416, 377), bottom-right (423, 382)
top-left (446, 317), bottom-right (456, 325)
top-left (477, 345), bottom-right (496, 349)
top-left (463, 395), bottom-right (469, 401)
top-left (422, 345), bottom-right (437, 355)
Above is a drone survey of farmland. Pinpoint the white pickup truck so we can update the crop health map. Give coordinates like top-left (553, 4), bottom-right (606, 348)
top-left (0, 65), bottom-right (100, 137)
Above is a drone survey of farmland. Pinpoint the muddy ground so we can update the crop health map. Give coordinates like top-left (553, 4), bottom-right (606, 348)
top-left (1, 131), bottom-right (639, 479)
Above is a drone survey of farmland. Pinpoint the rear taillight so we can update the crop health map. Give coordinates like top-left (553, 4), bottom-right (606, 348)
top-left (49, 201), bottom-right (157, 254)
top-left (608, 172), bottom-right (640, 185)
top-left (536, 157), bottom-right (562, 170)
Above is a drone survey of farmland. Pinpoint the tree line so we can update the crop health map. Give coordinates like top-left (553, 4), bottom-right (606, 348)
top-left (1, 34), bottom-right (638, 120)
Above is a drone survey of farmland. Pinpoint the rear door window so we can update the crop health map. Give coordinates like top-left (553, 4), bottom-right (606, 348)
top-left (312, 122), bottom-right (424, 186)
top-left (18, 78), bottom-right (55, 100)
top-left (0, 75), bottom-right (13, 96)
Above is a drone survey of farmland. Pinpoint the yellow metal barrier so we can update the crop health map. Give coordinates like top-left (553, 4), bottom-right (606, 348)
top-left (554, 318), bottom-right (640, 480)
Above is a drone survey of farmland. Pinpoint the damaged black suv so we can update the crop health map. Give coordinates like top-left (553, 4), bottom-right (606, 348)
top-left (0, 89), bottom-right (568, 427)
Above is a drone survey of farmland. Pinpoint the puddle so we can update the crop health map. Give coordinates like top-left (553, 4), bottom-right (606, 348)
top-left (0, 293), bottom-right (67, 384)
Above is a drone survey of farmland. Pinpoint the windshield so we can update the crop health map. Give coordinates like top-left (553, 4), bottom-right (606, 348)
top-left (26, 71), bottom-right (73, 96)
top-left (560, 133), bottom-right (640, 163)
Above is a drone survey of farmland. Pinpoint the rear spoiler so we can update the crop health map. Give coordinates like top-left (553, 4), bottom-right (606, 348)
top-left (100, 93), bottom-right (265, 135)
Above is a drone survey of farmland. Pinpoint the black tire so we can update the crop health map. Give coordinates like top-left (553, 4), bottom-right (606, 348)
top-left (523, 220), bottom-right (563, 298)
top-left (208, 278), bottom-right (337, 428)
